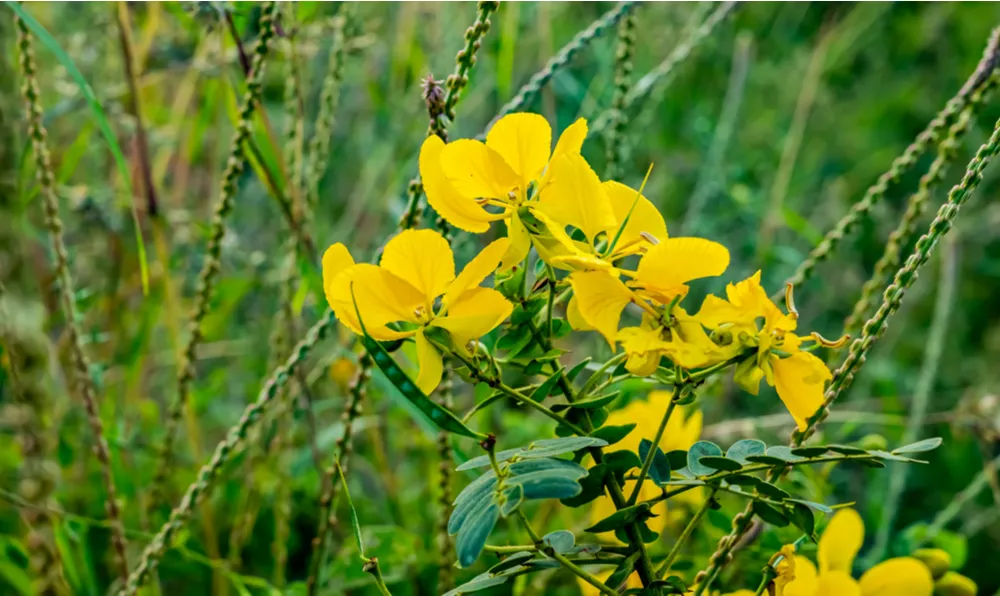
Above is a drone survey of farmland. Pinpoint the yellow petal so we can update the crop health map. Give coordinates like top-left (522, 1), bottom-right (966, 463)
top-left (431, 287), bottom-right (512, 344)
top-left (858, 558), bottom-right (933, 596)
top-left (635, 237), bottom-right (730, 303)
top-left (443, 237), bottom-right (510, 308)
top-left (733, 357), bottom-right (765, 396)
top-left (552, 117), bottom-right (587, 160)
top-left (440, 138), bottom-right (520, 200)
top-left (322, 243), bottom-right (356, 310)
top-left (485, 112), bottom-right (552, 186)
top-left (380, 229), bottom-right (455, 302)
top-left (566, 294), bottom-right (595, 332)
top-left (695, 294), bottom-right (745, 329)
top-left (569, 271), bottom-right (635, 346)
top-left (814, 571), bottom-right (862, 596)
top-left (618, 325), bottom-right (669, 375)
top-left (784, 555), bottom-right (819, 596)
top-left (419, 135), bottom-right (496, 233)
top-left (414, 329), bottom-right (444, 395)
top-left (327, 264), bottom-right (420, 341)
top-left (771, 351), bottom-right (831, 432)
top-left (818, 508), bottom-right (864, 574)
top-left (535, 153), bottom-right (617, 245)
top-left (539, 118), bottom-right (588, 192)
top-left (528, 208), bottom-right (597, 270)
top-left (726, 270), bottom-right (768, 311)
top-left (602, 180), bottom-right (669, 252)
top-left (501, 210), bottom-right (532, 271)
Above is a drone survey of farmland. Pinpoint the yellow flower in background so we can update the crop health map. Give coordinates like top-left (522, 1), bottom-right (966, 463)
top-left (322, 230), bottom-right (512, 394)
top-left (696, 271), bottom-right (832, 431)
top-left (418, 112), bottom-right (587, 269)
top-left (567, 236), bottom-right (730, 348)
top-left (578, 394), bottom-right (703, 596)
top-left (784, 509), bottom-right (933, 596)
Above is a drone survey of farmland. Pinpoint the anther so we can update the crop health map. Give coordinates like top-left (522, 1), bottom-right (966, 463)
top-left (639, 231), bottom-right (661, 245)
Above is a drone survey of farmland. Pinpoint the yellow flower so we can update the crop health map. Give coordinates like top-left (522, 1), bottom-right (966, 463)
top-left (322, 230), bottom-right (512, 394)
top-left (696, 271), bottom-right (831, 431)
top-left (578, 394), bottom-right (703, 596)
top-left (418, 112), bottom-right (587, 269)
top-left (617, 308), bottom-right (724, 376)
top-left (567, 237), bottom-right (730, 347)
top-left (784, 509), bottom-right (933, 596)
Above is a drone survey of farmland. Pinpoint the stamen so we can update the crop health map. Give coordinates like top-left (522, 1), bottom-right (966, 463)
top-left (784, 283), bottom-right (799, 321)
top-left (639, 231), bottom-right (661, 245)
top-left (413, 305), bottom-right (427, 319)
top-left (810, 331), bottom-right (850, 348)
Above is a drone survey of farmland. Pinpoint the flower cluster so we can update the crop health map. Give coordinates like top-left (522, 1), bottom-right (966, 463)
top-left (323, 112), bottom-right (838, 431)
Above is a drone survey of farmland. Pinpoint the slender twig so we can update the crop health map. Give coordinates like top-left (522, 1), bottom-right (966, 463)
top-left (870, 233), bottom-right (957, 562)
top-left (842, 75), bottom-right (997, 338)
top-left (150, 1), bottom-right (279, 514)
top-left (15, 15), bottom-right (130, 583)
top-left (627, 387), bottom-right (679, 505)
top-left (306, 355), bottom-right (371, 596)
top-left (779, 25), bottom-right (1000, 298)
top-left (656, 488), bottom-right (718, 578)
top-left (115, 2), bottom-right (159, 217)
top-left (120, 310), bottom-right (338, 595)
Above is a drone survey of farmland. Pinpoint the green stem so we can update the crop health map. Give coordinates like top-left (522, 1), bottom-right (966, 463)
top-left (364, 559), bottom-right (393, 596)
top-left (656, 488), bottom-right (717, 577)
top-left (628, 388), bottom-right (679, 505)
top-left (751, 567), bottom-right (777, 596)
top-left (551, 550), bottom-right (618, 596)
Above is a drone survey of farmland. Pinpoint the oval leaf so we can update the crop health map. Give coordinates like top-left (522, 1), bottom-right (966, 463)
top-left (638, 439), bottom-right (672, 486)
top-left (456, 501), bottom-right (500, 567)
top-left (542, 530), bottom-right (575, 554)
top-left (688, 441), bottom-right (724, 476)
top-left (752, 501), bottom-right (789, 527)
top-left (698, 456), bottom-right (744, 472)
top-left (892, 437), bottom-right (943, 454)
top-left (726, 439), bottom-right (767, 464)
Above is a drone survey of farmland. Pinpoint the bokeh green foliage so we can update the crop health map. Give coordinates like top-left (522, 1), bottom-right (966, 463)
top-left (2, 2), bottom-right (1000, 595)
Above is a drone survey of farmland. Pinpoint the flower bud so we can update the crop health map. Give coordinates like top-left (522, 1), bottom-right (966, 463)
top-left (858, 433), bottom-right (888, 451)
top-left (912, 548), bottom-right (951, 580)
top-left (934, 571), bottom-right (977, 596)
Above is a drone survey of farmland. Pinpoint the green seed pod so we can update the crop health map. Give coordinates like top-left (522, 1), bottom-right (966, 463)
top-left (934, 571), bottom-right (978, 596)
top-left (912, 548), bottom-right (951, 580)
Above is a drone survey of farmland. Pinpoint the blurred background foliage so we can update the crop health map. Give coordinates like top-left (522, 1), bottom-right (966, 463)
top-left (2, 2), bottom-right (1000, 594)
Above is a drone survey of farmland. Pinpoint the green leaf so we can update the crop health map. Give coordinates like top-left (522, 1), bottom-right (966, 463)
top-left (449, 473), bottom-right (498, 535)
top-left (726, 439), bottom-right (766, 464)
top-left (788, 502), bottom-right (816, 538)
top-left (752, 501), bottom-right (790, 527)
top-left (456, 500), bottom-right (500, 567)
top-left (518, 474), bottom-right (584, 500)
top-left (591, 423), bottom-right (637, 446)
top-left (790, 446), bottom-right (830, 458)
top-left (336, 461), bottom-right (365, 557)
top-left (638, 439), bottom-right (671, 486)
top-left (859, 458), bottom-right (886, 468)
top-left (542, 530), bottom-right (575, 554)
top-left (744, 454), bottom-right (791, 466)
top-left (486, 551), bottom-right (534, 576)
top-left (444, 571), bottom-right (510, 595)
top-left (456, 448), bottom-right (523, 471)
top-left (602, 450), bottom-right (642, 486)
top-left (561, 465), bottom-right (607, 507)
top-left (765, 446), bottom-right (805, 462)
top-left (500, 484), bottom-right (524, 517)
top-left (869, 450), bottom-right (927, 464)
top-left (586, 503), bottom-right (651, 533)
top-left (6, 1), bottom-right (150, 295)
top-left (567, 391), bottom-right (621, 409)
top-left (666, 449), bottom-right (688, 471)
top-left (891, 437), bottom-right (943, 454)
top-left (755, 481), bottom-right (791, 500)
top-left (523, 436), bottom-right (607, 458)
top-left (786, 499), bottom-right (833, 514)
top-left (827, 444), bottom-right (868, 456)
top-left (566, 358), bottom-right (593, 382)
top-left (657, 575), bottom-right (689, 594)
top-left (726, 475), bottom-right (760, 487)
top-left (698, 456), bottom-right (744, 472)
top-left (530, 368), bottom-right (565, 401)
top-left (688, 441), bottom-right (724, 476)
top-left (606, 551), bottom-right (641, 591)
top-left (496, 325), bottom-right (533, 354)
top-left (507, 457), bottom-right (587, 477)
